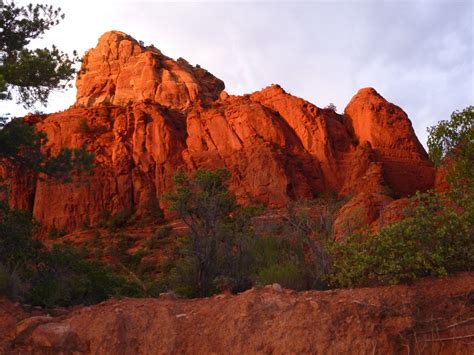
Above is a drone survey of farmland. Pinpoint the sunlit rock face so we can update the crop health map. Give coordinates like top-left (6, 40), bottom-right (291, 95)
top-left (344, 88), bottom-right (435, 196)
top-left (76, 31), bottom-right (224, 111)
top-left (5, 31), bottom-right (435, 234)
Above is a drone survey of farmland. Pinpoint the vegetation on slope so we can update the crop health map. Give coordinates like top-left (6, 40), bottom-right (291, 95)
top-left (0, 103), bottom-right (472, 305)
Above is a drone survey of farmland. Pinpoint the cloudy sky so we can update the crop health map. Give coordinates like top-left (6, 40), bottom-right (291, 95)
top-left (1, 0), bottom-right (472, 147)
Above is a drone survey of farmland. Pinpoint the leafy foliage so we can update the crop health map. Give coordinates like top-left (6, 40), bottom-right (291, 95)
top-left (27, 244), bottom-right (143, 308)
top-left (164, 169), bottom-right (261, 297)
top-left (108, 209), bottom-right (134, 232)
top-left (427, 106), bottom-right (474, 197)
top-left (0, 117), bottom-right (95, 182)
top-left (0, 201), bottom-right (142, 306)
top-left (145, 226), bottom-right (172, 249)
top-left (0, 201), bottom-right (39, 272)
top-left (0, 0), bottom-right (78, 107)
top-left (329, 191), bottom-right (474, 287)
top-left (0, 1), bottom-right (94, 183)
top-left (280, 198), bottom-right (341, 289)
top-left (427, 106), bottom-right (474, 167)
top-left (250, 235), bottom-right (306, 290)
top-left (0, 118), bottom-right (45, 168)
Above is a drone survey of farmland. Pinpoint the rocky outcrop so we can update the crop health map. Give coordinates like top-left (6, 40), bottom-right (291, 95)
top-left (5, 31), bottom-right (435, 233)
top-left (3, 273), bottom-right (474, 354)
top-left (344, 88), bottom-right (435, 196)
top-left (76, 31), bottom-right (224, 111)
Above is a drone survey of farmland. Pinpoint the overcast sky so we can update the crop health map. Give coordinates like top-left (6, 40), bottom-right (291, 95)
top-left (1, 0), bottom-right (472, 147)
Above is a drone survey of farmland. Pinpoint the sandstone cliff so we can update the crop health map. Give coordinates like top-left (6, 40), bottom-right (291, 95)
top-left (5, 31), bottom-right (435, 233)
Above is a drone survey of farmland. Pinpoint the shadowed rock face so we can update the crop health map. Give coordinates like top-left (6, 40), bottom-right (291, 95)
top-left (5, 31), bottom-right (435, 233)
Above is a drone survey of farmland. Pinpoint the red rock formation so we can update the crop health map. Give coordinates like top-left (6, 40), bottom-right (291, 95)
top-left (76, 31), bottom-right (224, 111)
top-left (5, 31), bottom-right (436, 233)
top-left (344, 88), bottom-right (435, 196)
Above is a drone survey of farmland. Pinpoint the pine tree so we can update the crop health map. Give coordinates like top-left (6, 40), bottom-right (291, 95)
top-left (0, 0), bottom-right (77, 109)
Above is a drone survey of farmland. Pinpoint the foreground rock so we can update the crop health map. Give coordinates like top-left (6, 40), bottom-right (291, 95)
top-left (2, 273), bottom-right (473, 354)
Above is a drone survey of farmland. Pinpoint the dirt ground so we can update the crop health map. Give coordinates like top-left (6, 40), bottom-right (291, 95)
top-left (1, 273), bottom-right (473, 354)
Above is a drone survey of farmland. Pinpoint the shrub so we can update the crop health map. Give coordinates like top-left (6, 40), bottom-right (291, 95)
top-left (164, 169), bottom-right (261, 297)
top-left (145, 226), bottom-right (172, 249)
top-left (329, 191), bottom-right (474, 287)
top-left (109, 209), bottom-right (133, 232)
top-left (254, 263), bottom-right (305, 290)
top-left (48, 226), bottom-right (67, 240)
top-left (79, 119), bottom-right (91, 134)
top-left (26, 245), bottom-right (143, 307)
top-left (0, 202), bottom-right (143, 307)
top-left (278, 198), bottom-right (340, 289)
top-left (112, 233), bottom-right (135, 258)
top-left (249, 235), bottom-right (306, 290)
top-left (0, 264), bottom-right (26, 300)
top-left (142, 190), bottom-right (164, 224)
top-left (325, 103), bottom-right (337, 112)
top-left (0, 202), bottom-right (39, 269)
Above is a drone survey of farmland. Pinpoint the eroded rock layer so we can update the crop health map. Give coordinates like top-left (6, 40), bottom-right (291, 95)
top-left (6, 31), bottom-right (435, 233)
top-left (3, 273), bottom-right (473, 354)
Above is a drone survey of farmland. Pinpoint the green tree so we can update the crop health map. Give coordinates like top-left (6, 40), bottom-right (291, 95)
top-left (0, 199), bottom-right (143, 305)
top-left (27, 244), bottom-right (143, 308)
top-left (427, 106), bottom-right (474, 193)
top-left (164, 169), bottom-right (260, 296)
top-left (0, 1), bottom-right (93, 182)
top-left (0, 200), bottom-right (39, 298)
top-left (0, 0), bottom-right (77, 108)
top-left (0, 118), bottom-right (94, 183)
top-left (328, 191), bottom-right (473, 287)
top-left (281, 198), bottom-right (340, 289)
top-left (0, 2), bottom-right (121, 307)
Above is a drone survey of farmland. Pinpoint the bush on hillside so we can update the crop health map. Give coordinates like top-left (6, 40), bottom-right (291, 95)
top-left (26, 245), bottom-right (143, 308)
top-left (328, 190), bottom-right (474, 287)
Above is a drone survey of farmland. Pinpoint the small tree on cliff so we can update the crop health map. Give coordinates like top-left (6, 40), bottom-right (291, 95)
top-left (427, 106), bottom-right (474, 193)
top-left (325, 103), bottom-right (337, 112)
